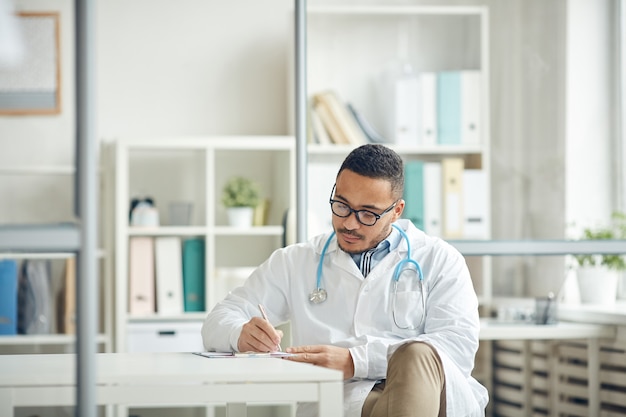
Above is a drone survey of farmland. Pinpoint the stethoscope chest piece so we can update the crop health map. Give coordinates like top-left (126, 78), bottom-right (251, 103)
top-left (309, 288), bottom-right (327, 304)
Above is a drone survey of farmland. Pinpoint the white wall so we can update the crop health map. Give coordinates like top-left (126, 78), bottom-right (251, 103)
top-left (0, 0), bottom-right (293, 225)
top-left (97, 0), bottom-right (292, 138)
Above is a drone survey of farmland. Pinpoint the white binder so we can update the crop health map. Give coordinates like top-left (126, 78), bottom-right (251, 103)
top-left (155, 236), bottom-right (184, 315)
top-left (423, 162), bottom-right (442, 237)
top-left (463, 169), bottom-right (488, 238)
top-left (461, 71), bottom-right (481, 145)
top-left (420, 72), bottom-right (438, 146)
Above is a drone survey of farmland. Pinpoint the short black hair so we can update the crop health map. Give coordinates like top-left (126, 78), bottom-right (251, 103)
top-left (337, 144), bottom-right (404, 199)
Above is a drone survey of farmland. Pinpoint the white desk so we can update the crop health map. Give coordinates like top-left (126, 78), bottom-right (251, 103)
top-left (0, 352), bottom-right (344, 417)
top-left (479, 318), bottom-right (617, 340)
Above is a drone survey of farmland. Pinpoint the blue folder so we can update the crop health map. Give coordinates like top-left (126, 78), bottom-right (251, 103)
top-left (437, 71), bottom-right (462, 145)
top-left (0, 259), bottom-right (18, 335)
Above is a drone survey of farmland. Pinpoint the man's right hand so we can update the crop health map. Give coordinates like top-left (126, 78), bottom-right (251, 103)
top-left (237, 316), bottom-right (283, 352)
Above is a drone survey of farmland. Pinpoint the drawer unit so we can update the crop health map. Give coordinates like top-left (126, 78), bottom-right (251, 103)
top-left (127, 321), bottom-right (204, 353)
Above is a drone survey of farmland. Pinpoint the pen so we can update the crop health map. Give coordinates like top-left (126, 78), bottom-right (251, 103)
top-left (258, 304), bottom-right (282, 351)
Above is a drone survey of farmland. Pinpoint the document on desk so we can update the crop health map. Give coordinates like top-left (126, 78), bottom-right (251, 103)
top-left (193, 351), bottom-right (297, 359)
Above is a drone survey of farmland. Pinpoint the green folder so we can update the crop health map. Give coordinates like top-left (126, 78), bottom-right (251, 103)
top-left (403, 161), bottom-right (425, 230)
top-left (182, 238), bottom-right (206, 312)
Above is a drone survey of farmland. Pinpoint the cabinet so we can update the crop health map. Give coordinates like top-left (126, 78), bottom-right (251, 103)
top-left (301, 5), bottom-right (492, 304)
top-left (105, 136), bottom-right (295, 353)
top-left (0, 168), bottom-right (111, 354)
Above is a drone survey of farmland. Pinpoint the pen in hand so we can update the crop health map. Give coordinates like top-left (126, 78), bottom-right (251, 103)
top-left (258, 304), bottom-right (282, 351)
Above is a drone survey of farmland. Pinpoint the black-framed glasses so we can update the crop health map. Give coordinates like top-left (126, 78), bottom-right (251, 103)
top-left (329, 184), bottom-right (398, 226)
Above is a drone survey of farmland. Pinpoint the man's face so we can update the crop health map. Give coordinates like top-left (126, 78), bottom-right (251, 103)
top-left (331, 170), bottom-right (405, 254)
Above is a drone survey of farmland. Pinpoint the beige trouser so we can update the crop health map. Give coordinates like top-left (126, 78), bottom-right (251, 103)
top-left (361, 341), bottom-right (446, 417)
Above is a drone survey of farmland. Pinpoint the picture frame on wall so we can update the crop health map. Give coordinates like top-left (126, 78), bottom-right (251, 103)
top-left (0, 12), bottom-right (61, 115)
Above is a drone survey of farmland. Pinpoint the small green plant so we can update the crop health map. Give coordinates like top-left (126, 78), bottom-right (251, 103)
top-left (574, 211), bottom-right (626, 271)
top-left (221, 176), bottom-right (261, 208)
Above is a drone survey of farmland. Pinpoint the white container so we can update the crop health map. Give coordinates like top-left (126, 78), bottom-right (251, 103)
top-left (226, 206), bottom-right (254, 228)
top-left (576, 266), bottom-right (619, 305)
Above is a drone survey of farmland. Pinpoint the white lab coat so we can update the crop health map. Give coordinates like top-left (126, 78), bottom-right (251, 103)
top-left (202, 219), bottom-right (488, 417)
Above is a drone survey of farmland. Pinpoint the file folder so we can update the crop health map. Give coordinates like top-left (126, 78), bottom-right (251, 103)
top-left (129, 237), bottom-right (156, 315)
top-left (463, 169), bottom-right (488, 238)
top-left (182, 238), bottom-right (206, 312)
top-left (155, 236), bottom-right (184, 315)
top-left (403, 161), bottom-right (425, 230)
top-left (423, 162), bottom-right (442, 237)
top-left (437, 71), bottom-right (462, 145)
top-left (442, 158), bottom-right (465, 238)
top-left (0, 259), bottom-right (18, 335)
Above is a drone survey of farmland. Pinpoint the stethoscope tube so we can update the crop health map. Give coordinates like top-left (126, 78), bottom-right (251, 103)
top-left (309, 230), bottom-right (335, 304)
top-left (311, 224), bottom-right (424, 304)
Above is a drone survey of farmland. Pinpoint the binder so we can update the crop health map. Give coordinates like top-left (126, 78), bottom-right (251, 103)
top-left (17, 259), bottom-right (52, 335)
top-left (420, 72), bottom-right (438, 146)
top-left (57, 257), bottom-right (76, 334)
top-left (463, 169), bottom-right (488, 238)
top-left (308, 161), bottom-right (340, 232)
top-left (394, 73), bottom-right (420, 146)
top-left (0, 259), bottom-right (18, 335)
top-left (442, 158), bottom-right (465, 238)
top-left (403, 161), bottom-right (425, 230)
top-left (155, 236), bottom-right (184, 315)
top-left (182, 238), bottom-right (206, 312)
top-left (129, 237), bottom-right (156, 315)
top-left (461, 71), bottom-right (481, 145)
top-left (423, 162), bottom-right (442, 237)
top-left (437, 71), bottom-right (462, 145)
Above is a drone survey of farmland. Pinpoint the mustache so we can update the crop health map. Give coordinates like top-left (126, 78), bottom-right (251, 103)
top-left (337, 228), bottom-right (364, 239)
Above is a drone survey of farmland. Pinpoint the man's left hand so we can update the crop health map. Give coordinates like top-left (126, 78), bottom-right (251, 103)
top-left (285, 344), bottom-right (354, 380)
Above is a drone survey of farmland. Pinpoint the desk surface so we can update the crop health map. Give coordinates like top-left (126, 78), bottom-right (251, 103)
top-left (0, 352), bottom-right (343, 387)
top-left (479, 319), bottom-right (617, 340)
top-left (558, 301), bottom-right (626, 325)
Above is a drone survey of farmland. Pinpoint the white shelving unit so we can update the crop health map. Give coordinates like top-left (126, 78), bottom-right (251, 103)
top-left (302, 5), bottom-right (493, 304)
top-left (0, 177), bottom-right (111, 354)
top-left (105, 136), bottom-right (295, 353)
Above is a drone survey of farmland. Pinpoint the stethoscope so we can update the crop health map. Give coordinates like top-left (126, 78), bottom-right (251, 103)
top-left (309, 224), bottom-right (426, 329)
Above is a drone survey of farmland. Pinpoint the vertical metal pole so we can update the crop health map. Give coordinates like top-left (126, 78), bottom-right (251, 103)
top-left (75, 0), bottom-right (98, 416)
top-left (295, 0), bottom-right (307, 243)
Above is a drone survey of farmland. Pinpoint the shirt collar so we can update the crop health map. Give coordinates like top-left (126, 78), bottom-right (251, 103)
top-left (350, 223), bottom-right (402, 265)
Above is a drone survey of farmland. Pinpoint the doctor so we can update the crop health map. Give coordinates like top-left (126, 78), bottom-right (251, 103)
top-left (202, 144), bottom-right (488, 417)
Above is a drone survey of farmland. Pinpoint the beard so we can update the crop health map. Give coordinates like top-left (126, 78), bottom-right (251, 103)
top-left (335, 226), bottom-right (391, 255)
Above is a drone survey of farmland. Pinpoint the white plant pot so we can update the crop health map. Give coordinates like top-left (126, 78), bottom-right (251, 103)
top-left (576, 266), bottom-right (619, 305)
top-left (226, 207), bottom-right (254, 228)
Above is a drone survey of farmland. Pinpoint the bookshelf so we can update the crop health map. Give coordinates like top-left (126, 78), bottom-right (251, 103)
top-left (104, 136), bottom-right (295, 353)
top-left (300, 4), bottom-right (493, 305)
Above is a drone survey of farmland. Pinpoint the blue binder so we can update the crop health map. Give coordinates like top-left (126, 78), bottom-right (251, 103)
top-left (182, 238), bottom-right (206, 312)
top-left (437, 71), bottom-right (462, 145)
top-left (0, 260), bottom-right (18, 335)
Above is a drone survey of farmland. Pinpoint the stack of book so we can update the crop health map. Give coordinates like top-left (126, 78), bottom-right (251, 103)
top-left (309, 90), bottom-right (387, 145)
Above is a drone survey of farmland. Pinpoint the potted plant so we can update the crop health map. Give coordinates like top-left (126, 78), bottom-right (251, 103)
top-left (221, 176), bottom-right (261, 227)
top-left (574, 211), bottom-right (626, 304)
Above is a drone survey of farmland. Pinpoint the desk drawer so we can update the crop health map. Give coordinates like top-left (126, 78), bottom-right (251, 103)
top-left (127, 321), bottom-right (204, 352)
